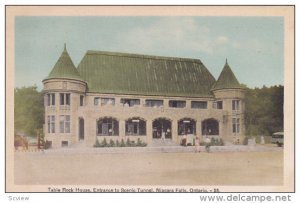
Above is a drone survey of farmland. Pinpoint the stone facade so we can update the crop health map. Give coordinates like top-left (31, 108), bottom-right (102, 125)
top-left (42, 48), bottom-right (245, 148)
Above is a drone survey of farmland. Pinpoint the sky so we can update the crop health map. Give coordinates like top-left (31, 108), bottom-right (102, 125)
top-left (15, 16), bottom-right (284, 90)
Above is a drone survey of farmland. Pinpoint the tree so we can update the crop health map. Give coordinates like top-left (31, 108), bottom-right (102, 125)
top-left (14, 86), bottom-right (44, 137)
top-left (244, 85), bottom-right (283, 136)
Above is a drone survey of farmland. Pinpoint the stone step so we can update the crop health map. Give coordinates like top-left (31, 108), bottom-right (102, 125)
top-left (150, 139), bottom-right (178, 147)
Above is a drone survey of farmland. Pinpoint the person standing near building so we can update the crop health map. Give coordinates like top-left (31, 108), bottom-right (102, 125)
top-left (195, 136), bottom-right (200, 153)
top-left (161, 131), bottom-right (165, 142)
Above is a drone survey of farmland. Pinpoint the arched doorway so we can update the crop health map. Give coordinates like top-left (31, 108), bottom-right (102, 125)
top-left (178, 118), bottom-right (196, 135)
top-left (202, 118), bottom-right (219, 135)
top-left (79, 118), bottom-right (84, 140)
top-left (97, 117), bottom-right (119, 136)
top-left (125, 117), bottom-right (146, 136)
top-left (152, 118), bottom-right (172, 139)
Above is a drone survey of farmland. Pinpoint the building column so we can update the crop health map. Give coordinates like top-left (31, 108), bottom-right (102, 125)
top-left (197, 120), bottom-right (202, 142)
top-left (146, 120), bottom-right (152, 145)
top-left (119, 120), bottom-right (126, 141)
top-left (172, 120), bottom-right (178, 143)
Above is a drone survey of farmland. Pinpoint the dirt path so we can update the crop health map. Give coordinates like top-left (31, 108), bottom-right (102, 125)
top-left (14, 151), bottom-right (283, 186)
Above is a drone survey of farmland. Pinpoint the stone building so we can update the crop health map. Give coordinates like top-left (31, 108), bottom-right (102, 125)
top-left (42, 45), bottom-right (245, 148)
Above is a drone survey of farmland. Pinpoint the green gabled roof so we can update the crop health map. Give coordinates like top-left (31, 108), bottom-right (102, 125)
top-left (77, 51), bottom-right (216, 97)
top-left (45, 45), bottom-right (83, 81)
top-left (211, 60), bottom-right (242, 91)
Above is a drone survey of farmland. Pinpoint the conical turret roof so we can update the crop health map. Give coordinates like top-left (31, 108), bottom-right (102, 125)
top-left (212, 59), bottom-right (242, 91)
top-left (45, 44), bottom-right (83, 81)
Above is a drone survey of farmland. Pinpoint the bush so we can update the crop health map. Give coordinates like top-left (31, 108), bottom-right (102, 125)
top-left (137, 138), bottom-right (142, 146)
top-left (116, 140), bottom-right (120, 147)
top-left (208, 137), bottom-right (224, 146)
top-left (101, 138), bottom-right (108, 147)
top-left (108, 139), bottom-right (115, 147)
top-left (44, 140), bottom-right (52, 149)
top-left (120, 139), bottom-right (125, 147)
top-left (93, 139), bottom-right (101, 148)
top-left (205, 143), bottom-right (211, 152)
top-left (243, 137), bottom-right (249, 145)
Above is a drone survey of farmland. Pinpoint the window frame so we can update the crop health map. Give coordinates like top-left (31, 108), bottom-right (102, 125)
top-left (168, 100), bottom-right (186, 108)
top-left (191, 101), bottom-right (208, 109)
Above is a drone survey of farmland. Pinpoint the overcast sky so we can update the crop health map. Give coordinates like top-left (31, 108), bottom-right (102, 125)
top-left (15, 16), bottom-right (284, 89)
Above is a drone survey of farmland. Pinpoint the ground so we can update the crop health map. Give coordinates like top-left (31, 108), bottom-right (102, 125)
top-left (14, 149), bottom-right (283, 186)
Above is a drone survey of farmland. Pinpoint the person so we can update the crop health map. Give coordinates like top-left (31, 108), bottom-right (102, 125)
top-left (182, 134), bottom-right (187, 146)
top-left (195, 136), bottom-right (200, 153)
top-left (161, 131), bottom-right (165, 142)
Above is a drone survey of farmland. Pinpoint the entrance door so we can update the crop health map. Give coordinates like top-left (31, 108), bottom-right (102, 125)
top-left (79, 118), bottom-right (84, 140)
top-left (152, 118), bottom-right (172, 139)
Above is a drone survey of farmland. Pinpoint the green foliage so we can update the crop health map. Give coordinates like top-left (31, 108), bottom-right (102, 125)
top-left (244, 85), bottom-right (283, 136)
top-left (14, 86), bottom-right (44, 137)
top-left (108, 139), bottom-right (115, 147)
top-left (101, 138), bottom-right (108, 147)
top-left (44, 140), bottom-right (52, 149)
top-left (116, 140), bottom-right (120, 147)
top-left (120, 139), bottom-right (125, 147)
top-left (205, 143), bottom-right (211, 152)
top-left (93, 139), bottom-right (101, 147)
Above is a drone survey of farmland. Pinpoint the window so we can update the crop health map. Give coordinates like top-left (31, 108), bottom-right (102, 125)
top-left (213, 101), bottom-right (223, 109)
top-left (46, 93), bottom-right (55, 106)
top-left (169, 100), bottom-right (186, 108)
top-left (125, 118), bottom-right (146, 136)
top-left (60, 93), bottom-right (70, 105)
top-left (121, 98), bottom-right (140, 107)
top-left (80, 95), bottom-right (84, 106)
top-left (94, 97), bottom-right (100, 106)
top-left (66, 94), bottom-right (70, 105)
top-left (191, 101), bottom-right (207, 109)
top-left (232, 100), bottom-right (240, 111)
top-left (202, 119), bottom-right (219, 135)
top-left (178, 119), bottom-right (196, 135)
top-left (47, 115), bottom-right (55, 133)
top-left (51, 93), bottom-right (55, 105)
top-left (97, 117), bottom-right (119, 136)
top-left (59, 115), bottom-right (70, 133)
top-left (60, 93), bottom-right (64, 105)
top-left (145, 100), bottom-right (163, 107)
top-left (101, 98), bottom-right (115, 106)
top-left (232, 118), bottom-right (240, 134)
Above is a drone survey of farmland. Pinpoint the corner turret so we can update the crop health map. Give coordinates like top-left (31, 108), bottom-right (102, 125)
top-left (212, 60), bottom-right (245, 144)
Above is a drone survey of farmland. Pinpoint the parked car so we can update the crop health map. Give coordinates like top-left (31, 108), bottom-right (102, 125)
top-left (271, 132), bottom-right (284, 147)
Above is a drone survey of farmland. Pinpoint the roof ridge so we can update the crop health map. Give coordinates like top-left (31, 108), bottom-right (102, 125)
top-left (86, 50), bottom-right (202, 63)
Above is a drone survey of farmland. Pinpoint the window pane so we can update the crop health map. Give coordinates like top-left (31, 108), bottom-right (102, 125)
top-left (65, 122), bottom-right (70, 133)
top-left (145, 100), bottom-right (163, 107)
top-left (101, 98), bottom-right (115, 105)
top-left (60, 93), bottom-right (64, 105)
top-left (66, 94), bottom-right (70, 105)
top-left (51, 93), bottom-right (55, 105)
top-left (66, 115), bottom-right (70, 121)
top-left (80, 96), bottom-right (84, 106)
top-left (60, 121), bottom-right (64, 133)
top-left (121, 99), bottom-right (140, 107)
top-left (191, 101), bottom-right (207, 109)
top-left (47, 94), bottom-right (50, 106)
top-left (169, 100), bottom-right (186, 108)
top-left (94, 97), bottom-right (100, 105)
